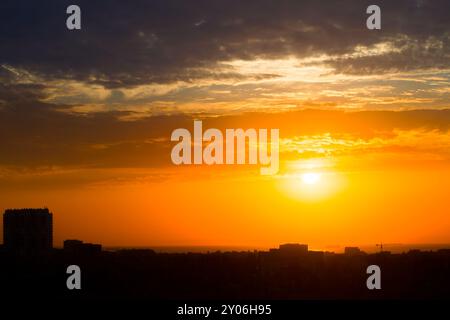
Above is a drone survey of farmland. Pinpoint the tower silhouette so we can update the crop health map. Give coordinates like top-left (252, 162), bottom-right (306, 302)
top-left (3, 208), bottom-right (53, 255)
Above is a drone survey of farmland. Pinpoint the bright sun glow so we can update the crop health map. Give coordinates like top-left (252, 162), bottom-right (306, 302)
top-left (278, 170), bottom-right (344, 202)
top-left (301, 172), bottom-right (321, 185)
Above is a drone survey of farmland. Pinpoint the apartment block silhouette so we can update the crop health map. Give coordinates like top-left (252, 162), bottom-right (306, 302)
top-left (3, 208), bottom-right (53, 255)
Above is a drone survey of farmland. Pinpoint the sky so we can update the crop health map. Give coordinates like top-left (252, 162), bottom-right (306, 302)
top-left (0, 0), bottom-right (449, 249)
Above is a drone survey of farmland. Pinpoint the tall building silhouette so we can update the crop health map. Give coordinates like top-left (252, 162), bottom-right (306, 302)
top-left (3, 208), bottom-right (53, 255)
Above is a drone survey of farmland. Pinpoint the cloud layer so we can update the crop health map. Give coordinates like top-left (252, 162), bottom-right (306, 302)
top-left (0, 0), bottom-right (449, 182)
top-left (1, 0), bottom-right (449, 87)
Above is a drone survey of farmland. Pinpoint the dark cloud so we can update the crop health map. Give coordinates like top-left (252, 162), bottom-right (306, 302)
top-left (323, 36), bottom-right (450, 75)
top-left (1, 0), bottom-right (449, 171)
top-left (0, 0), bottom-right (449, 87)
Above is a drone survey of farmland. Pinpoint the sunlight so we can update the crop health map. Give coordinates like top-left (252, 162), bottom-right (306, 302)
top-left (301, 172), bottom-right (321, 185)
top-left (277, 169), bottom-right (347, 202)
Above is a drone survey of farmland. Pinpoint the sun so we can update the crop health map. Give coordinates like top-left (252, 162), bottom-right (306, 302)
top-left (301, 172), bottom-right (321, 185)
top-left (278, 170), bottom-right (344, 202)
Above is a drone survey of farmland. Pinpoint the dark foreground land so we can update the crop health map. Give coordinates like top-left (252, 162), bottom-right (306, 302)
top-left (1, 247), bottom-right (450, 300)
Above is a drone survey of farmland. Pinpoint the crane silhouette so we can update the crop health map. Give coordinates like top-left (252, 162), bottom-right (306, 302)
top-left (376, 243), bottom-right (384, 252)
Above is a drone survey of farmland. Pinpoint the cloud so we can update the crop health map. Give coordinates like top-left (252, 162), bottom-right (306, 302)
top-left (0, 0), bottom-right (449, 88)
top-left (323, 36), bottom-right (450, 75)
top-left (1, 79), bottom-right (449, 170)
top-left (0, 0), bottom-right (449, 183)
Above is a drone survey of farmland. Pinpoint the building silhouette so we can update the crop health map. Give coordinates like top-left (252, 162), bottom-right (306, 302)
top-left (344, 246), bottom-right (364, 256)
top-left (3, 208), bottom-right (53, 255)
top-left (63, 239), bottom-right (102, 255)
top-left (278, 243), bottom-right (308, 254)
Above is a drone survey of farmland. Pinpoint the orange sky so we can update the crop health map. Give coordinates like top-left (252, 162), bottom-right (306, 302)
top-left (1, 1), bottom-right (450, 250)
top-left (1, 111), bottom-right (449, 249)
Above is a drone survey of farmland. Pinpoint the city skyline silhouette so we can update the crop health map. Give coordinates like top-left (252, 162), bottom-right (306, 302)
top-left (1, 207), bottom-right (450, 300)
